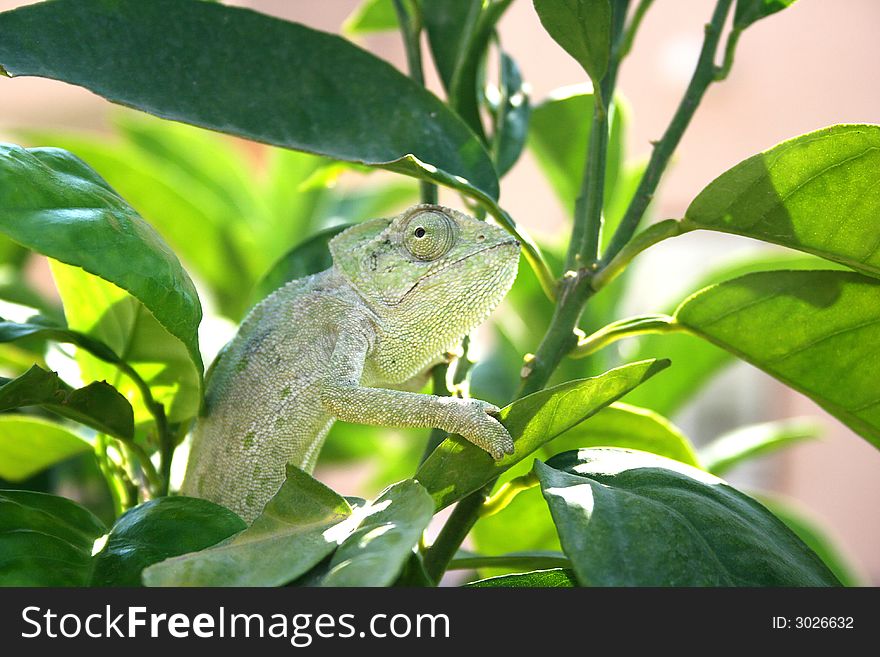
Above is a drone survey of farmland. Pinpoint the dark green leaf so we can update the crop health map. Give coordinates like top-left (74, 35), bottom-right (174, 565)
top-left (734, 0), bottom-right (798, 30)
top-left (143, 466), bottom-right (352, 586)
top-left (683, 125), bottom-right (880, 280)
top-left (0, 143), bottom-right (203, 375)
top-left (0, 416), bottom-right (91, 482)
top-left (701, 418), bottom-right (821, 475)
top-left (344, 0), bottom-right (399, 34)
top-left (0, 490), bottom-right (106, 586)
top-left (251, 224), bottom-right (351, 305)
top-left (0, 315), bottom-right (116, 361)
top-left (91, 497), bottom-right (246, 586)
top-left (0, 0), bottom-right (499, 200)
top-left (537, 448), bottom-right (841, 586)
top-left (318, 480), bottom-right (433, 586)
top-left (533, 0), bottom-right (612, 86)
top-left (0, 364), bottom-right (134, 439)
top-left (492, 52), bottom-right (531, 176)
top-left (676, 270), bottom-right (880, 449)
top-left (416, 358), bottom-right (670, 510)
top-left (464, 568), bottom-right (576, 587)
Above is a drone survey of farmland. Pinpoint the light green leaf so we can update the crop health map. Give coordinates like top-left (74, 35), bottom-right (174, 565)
top-left (319, 480), bottom-right (433, 587)
top-left (343, 0), bottom-right (399, 35)
top-left (683, 125), bottom-right (880, 280)
top-left (0, 0), bottom-right (500, 201)
top-left (0, 490), bottom-right (106, 586)
top-left (465, 568), bottom-right (576, 587)
top-left (50, 261), bottom-right (202, 426)
top-left (0, 416), bottom-right (91, 482)
top-left (537, 448), bottom-right (840, 586)
top-left (143, 466), bottom-right (352, 586)
top-left (734, 0), bottom-right (798, 30)
top-left (550, 402), bottom-right (701, 466)
top-left (416, 358), bottom-right (670, 510)
top-left (701, 418), bottom-right (821, 475)
top-left (91, 497), bottom-right (246, 586)
top-left (676, 270), bottom-right (880, 449)
top-left (528, 88), bottom-right (624, 211)
top-left (533, 0), bottom-right (611, 86)
top-left (623, 252), bottom-right (844, 416)
top-left (0, 143), bottom-right (203, 376)
top-left (0, 364), bottom-right (134, 439)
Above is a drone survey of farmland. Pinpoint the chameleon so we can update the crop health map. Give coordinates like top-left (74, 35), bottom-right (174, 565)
top-left (181, 204), bottom-right (521, 522)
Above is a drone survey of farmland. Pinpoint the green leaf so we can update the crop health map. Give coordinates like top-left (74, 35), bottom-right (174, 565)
top-left (701, 418), bottom-right (821, 475)
top-left (734, 0), bottom-right (798, 29)
top-left (676, 270), bottom-right (880, 449)
top-left (533, 0), bottom-right (612, 87)
top-left (416, 358), bottom-right (670, 510)
top-left (623, 252), bottom-right (845, 416)
top-left (344, 0), bottom-right (399, 35)
top-left (318, 480), bottom-right (433, 587)
top-left (251, 224), bottom-right (351, 305)
top-left (464, 568), bottom-right (577, 587)
top-left (0, 143), bottom-right (203, 376)
top-left (0, 0), bottom-right (499, 201)
top-left (528, 88), bottom-right (624, 211)
top-left (143, 466), bottom-right (352, 586)
top-left (0, 416), bottom-right (92, 482)
top-left (683, 125), bottom-right (880, 280)
top-left (550, 402), bottom-right (701, 467)
top-left (758, 494), bottom-right (864, 587)
top-left (0, 364), bottom-right (134, 439)
top-left (0, 490), bottom-right (106, 586)
top-left (50, 261), bottom-right (202, 426)
top-left (536, 448), bottom-right (841, 586)
top-left (0, 315), bottom-right (116, 361)
top-left (491, 52), bottom-right (531, 176)
top-left (91, 497), bottom-right (246, 586)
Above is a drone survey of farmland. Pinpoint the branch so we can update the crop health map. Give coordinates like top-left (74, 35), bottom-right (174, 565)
top-left (601, 0), bottom-right (734, 263)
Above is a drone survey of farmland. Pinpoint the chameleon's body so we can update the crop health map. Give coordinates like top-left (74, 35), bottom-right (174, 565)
top-left (182, 205), bottom-right (520, 521)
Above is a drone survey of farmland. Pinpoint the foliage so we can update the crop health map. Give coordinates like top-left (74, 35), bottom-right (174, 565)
top-left (0, 0), bottom-right (870, 587)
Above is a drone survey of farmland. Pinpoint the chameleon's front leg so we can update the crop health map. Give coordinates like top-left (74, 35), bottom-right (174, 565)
top-left (320, 325), bottom-right (514, 459)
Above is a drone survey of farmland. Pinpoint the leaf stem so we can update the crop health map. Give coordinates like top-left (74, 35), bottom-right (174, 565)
top-left (569, 313), bottom-right (679, 359)
top-left (601, 0), bottom-right (734, 264)
top-left (617, 0), bottom-right (654, 61)
top-left (424, 2), bottom-right (631, 580)
top-left (393, 0), bottom-right (438, 205)
top-left (591, 218), bottom-right (686, 291)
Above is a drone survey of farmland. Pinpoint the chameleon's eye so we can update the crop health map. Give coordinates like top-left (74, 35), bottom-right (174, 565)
top-left (403, 210), bottom-right (456, 261)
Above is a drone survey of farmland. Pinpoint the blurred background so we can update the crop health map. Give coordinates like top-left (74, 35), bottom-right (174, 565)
top-left (1, 0), bottom-right (878, 583)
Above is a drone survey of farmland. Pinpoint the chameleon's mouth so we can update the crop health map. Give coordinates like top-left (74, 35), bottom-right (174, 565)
top-left (395, 238), bottom-right (520, 303)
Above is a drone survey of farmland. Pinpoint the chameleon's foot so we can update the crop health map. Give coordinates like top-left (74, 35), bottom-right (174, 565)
top-left (455, 399), bottom-right (515, 460)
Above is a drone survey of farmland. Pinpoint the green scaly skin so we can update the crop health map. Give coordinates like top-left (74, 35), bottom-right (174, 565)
top-left (182, 205), bottom-right (520, 522)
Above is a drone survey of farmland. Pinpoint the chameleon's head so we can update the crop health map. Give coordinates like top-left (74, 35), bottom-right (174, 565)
top-left (330, 204), bottom-right (520, 333)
